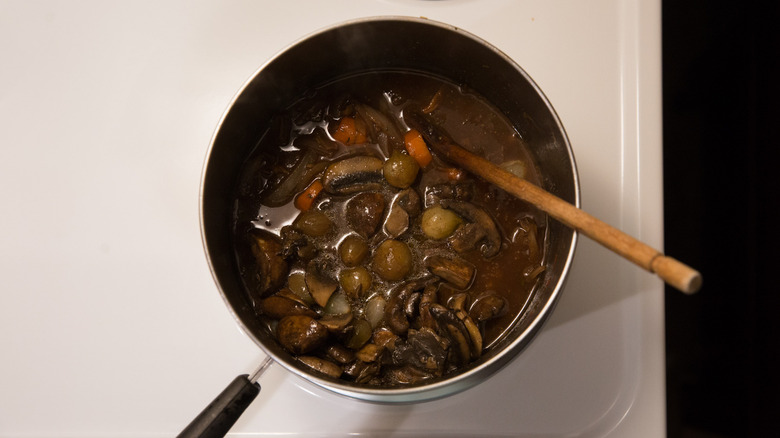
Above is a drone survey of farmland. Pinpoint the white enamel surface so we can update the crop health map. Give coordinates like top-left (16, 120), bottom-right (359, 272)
top-left (0, 1), bottom-right (664, 437)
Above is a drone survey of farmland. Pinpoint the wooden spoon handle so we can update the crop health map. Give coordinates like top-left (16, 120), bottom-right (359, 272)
top-left (406, 110), bottom-right (702, 294)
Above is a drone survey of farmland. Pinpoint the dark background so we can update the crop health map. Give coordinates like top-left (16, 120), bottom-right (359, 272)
top-left (662, 2), bottom-right (780, 437)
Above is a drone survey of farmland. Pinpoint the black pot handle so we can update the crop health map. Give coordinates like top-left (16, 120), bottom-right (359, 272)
top-left (177, 374), bottom-right (259, 438)
top-left (178, 358), bottom-right (273, 438)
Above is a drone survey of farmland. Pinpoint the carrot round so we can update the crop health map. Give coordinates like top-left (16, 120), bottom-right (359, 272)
top-left (332, 117), bottom-right (367, 145)
top-left (404, 129), bottom-right (433, 168)
top-left (294, 179), bottom-right (324, 211)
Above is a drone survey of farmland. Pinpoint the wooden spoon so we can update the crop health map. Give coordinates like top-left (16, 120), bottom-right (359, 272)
top-left (405, 110), bottom-right (702, 294)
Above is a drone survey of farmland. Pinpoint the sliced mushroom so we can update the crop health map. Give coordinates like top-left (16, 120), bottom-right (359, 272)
top-left (298, 356), bottom-right (343, 379)
top-left (443, 324), bottom-right (471, 365)
top-left (344, 360), bottom-right (381, 384)
top-left (372, 327), bottom-right (400, 351)
top-left (391, 327), bottom-right (449, 375)
top-left (258, 294), bottom-right (317, 319)
top-left (249, 230), bottom-right (289, 298)
top-left (404, 291), bottom-right (421, 320)
top-left (385, 278), bottom-right (433, 335)
top-left (384, 365), bottom-right (435, 386)
top-left (355, 343), bottom-right (383, 363)
top-left (440, 199), bottom-right (502, 258)
top-left (325, 344), bottom-right (356, 364)
top-left (345, 192), bottom-right (386, 238)
top-left (447, 293), bottom-right (469, 311)
top-left (385, 283), bottom-right (411, 335)
top-left (417, 284), bottom-right (439, 331)
top-left (429, 304), bottom-right (472, 365)
top-left (276, 315), bottom-right (328, 355)
top-left (447, 222), bottom-right (486, 254)
top-left (305, 261), bottom-right (339, 307)
top-left (469, 291), bottom-right (508, 322)
top-left (455, 309), bottom-right (482, 359)
top-left (424, 254), bottom-right (475, 289)
top-left (322, 156), bottom-right (384, 194)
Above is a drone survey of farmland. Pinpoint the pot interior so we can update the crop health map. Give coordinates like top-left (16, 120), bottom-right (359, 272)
top-left (201, 17), bottom-right (578, 402)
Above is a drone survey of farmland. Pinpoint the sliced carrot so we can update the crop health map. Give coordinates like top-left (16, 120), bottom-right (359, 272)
top-left (294, 179), bottom-right (324, 211)
top-left (331, 117), bottom-right (367, 145)
top-left (404, 129), bottom-right (433, 168)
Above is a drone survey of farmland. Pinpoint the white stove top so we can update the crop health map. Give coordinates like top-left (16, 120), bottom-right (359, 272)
top-left (0, 1), bottom-right (665, 436)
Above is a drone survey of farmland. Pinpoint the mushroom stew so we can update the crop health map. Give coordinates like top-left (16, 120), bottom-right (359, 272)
top-left (231, 71), bottom-right (548, 387)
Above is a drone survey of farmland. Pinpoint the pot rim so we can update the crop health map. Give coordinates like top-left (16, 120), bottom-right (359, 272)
top-left (199, 15), bottom-right (580, 403)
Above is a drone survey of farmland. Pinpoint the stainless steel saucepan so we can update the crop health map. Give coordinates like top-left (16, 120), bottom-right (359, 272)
top-left (180, 16), bottom-right (579, 437)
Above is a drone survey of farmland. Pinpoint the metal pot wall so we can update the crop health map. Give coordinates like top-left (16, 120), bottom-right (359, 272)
top-left (199, 16), bottom-right (579, 405)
